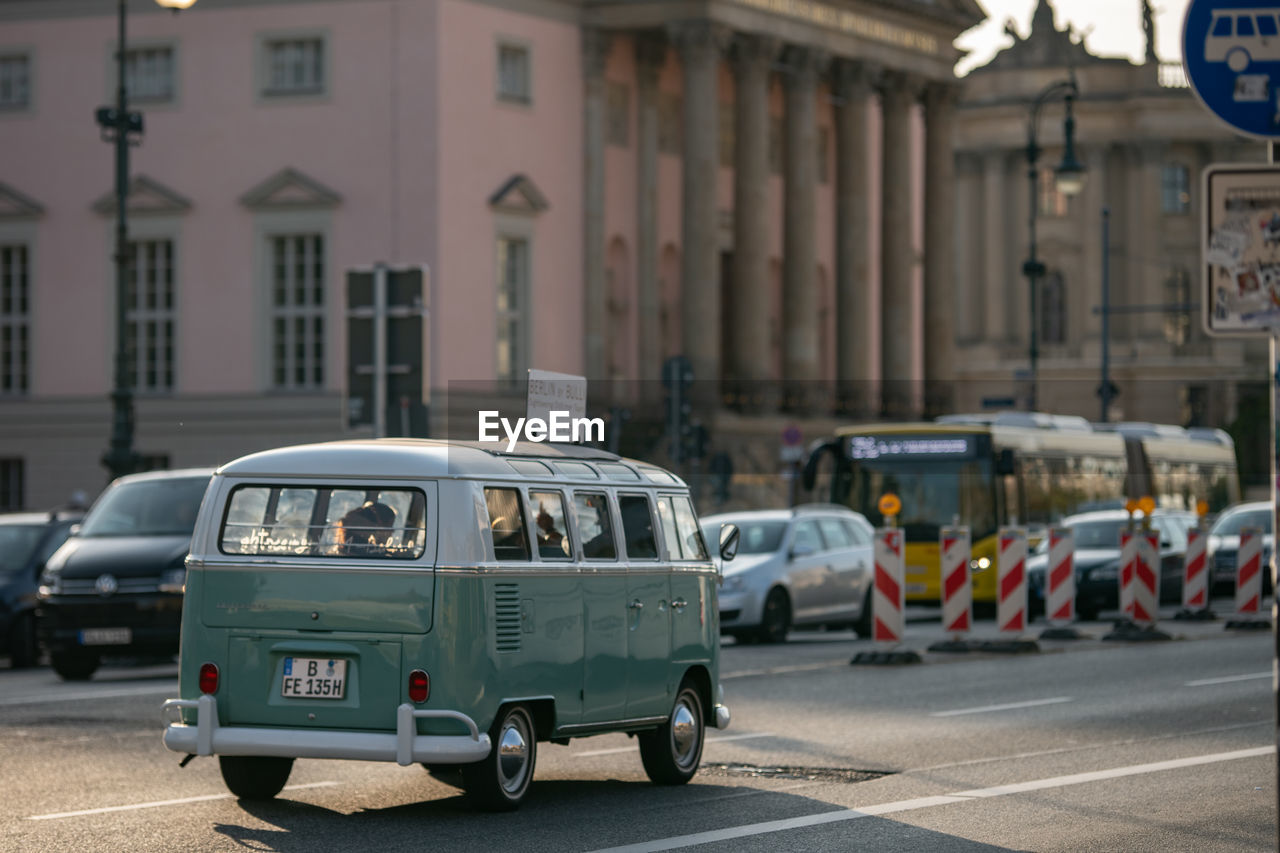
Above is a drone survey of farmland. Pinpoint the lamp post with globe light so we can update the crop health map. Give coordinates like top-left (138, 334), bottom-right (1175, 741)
top-left (99, 0), bottom-right (198, 480)
top-left (1023, 73), bottom-right (1085, 414)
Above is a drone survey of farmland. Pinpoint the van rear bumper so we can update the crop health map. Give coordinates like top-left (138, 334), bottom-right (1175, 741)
top-left (162, 695), bottom-right (491, 765)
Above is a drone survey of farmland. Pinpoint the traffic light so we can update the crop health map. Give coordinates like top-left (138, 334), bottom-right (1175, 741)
top-left (346, 265), bottom-right (430, 437)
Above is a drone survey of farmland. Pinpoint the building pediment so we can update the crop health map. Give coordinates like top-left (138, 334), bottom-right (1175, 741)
top-left (489, 174), bottom-right (549, 214)
top-left (92, 174), bottom-right (191, 216)
top-left (240, 168), bottom-right (342, 210)
top-left (0, 182), bottom-right (44, 220)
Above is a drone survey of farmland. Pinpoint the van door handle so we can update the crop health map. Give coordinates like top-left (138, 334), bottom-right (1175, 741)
top-left (672, 597), bottom-right (688, 611)
top-left (629, 599), bottom-right (644, 610)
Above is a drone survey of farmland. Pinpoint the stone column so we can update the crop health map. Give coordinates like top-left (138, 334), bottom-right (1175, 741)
top-left (635, 35), bottom-right (665, 387)
top-left (982, 150), bottom-right (1007, 343)
top-left (833, 60), bottom-right (874, 416)
top-left (923, 82), bottom-right (957, 417)
top-left (879, 71), bottom-right (918, 417)
top-left (669, 20), bottom-right (727, 390)
top-left (726, 34), bottom-right (775, 402)
top-left (782, 45), bottom-right (823, 404)
top-left (582, 29), bottom-right (611, 381)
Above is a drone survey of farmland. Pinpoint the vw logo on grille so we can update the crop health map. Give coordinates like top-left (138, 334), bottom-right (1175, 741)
top-left (94, 574), bottom-right (119, 596)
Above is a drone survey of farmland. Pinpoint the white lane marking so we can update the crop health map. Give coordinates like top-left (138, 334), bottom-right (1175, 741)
top-left (722, 661), bottom-right (846, 680)
top-left (0, 683), bottom-right (176, 707)
top-left (26, 782), bottom-right (338, 821)
top-left (575, 732), bottom-right (775, 758)
top-left (1185, 672), bottom-right (1271, 687)
top-left (930, 696), bottom-right (1073, 717)
top-left (585, 746), bottom-right (1273, 853)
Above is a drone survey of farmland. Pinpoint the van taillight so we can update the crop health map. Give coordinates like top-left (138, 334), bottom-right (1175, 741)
top-left (408, 669), bottom-right (430, 703)
top-left (199, 663), bottom-right (219, 694)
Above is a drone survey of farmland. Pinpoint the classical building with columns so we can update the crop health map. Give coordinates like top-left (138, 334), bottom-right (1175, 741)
top-left (952, 1), bottom-right (1266, 453)
top-left (0, 0), bottom-right (978, 509)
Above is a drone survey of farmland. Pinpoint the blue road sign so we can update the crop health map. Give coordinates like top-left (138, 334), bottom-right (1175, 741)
top-left (1183, 0), bottom-right (1280, 138)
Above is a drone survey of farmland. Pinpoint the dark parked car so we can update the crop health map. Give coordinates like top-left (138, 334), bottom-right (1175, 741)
top-left (0, 509), bottom-right (83, 667)
top-left (36, 468), bottom-right (213, 681)
top-left (1027, 509), bottom-right (1197, 621)
top-left (1208, 501), bottom-right (1274, 596)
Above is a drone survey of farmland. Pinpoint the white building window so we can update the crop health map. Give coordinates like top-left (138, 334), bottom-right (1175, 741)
top-left (497, 43), bottom-right (531, 104)
top-left (1037, 168), bottom-right (1070, 217)
top-left (126, 239), bottom-right (176, 393)
top-left (1162, 163), bottom-right (1191, 214)
top-left (0, 457), bottom-right (22, 511)
top-left (0, 53), bottom-right (30, 110)
top-left (1039, 271), bottom-right (1066, 345)
top-left (0, 243), bottom-right (29, 395)
top-left (264, 37), bottom-right (325, 96)
top-left (495, 236), bottom-right (528, 383)
top-left (270, 233), bottom-right (326, 389)
top-left (125, 45), bottom-right (175, 103)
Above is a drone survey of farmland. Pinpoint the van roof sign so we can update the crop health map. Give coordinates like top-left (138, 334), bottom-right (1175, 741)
top-left (1182, 0), bottom-right (1280, 139)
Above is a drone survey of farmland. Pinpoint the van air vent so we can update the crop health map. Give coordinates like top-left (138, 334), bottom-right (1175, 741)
top-left (495, 583), bottom-right (522, 653)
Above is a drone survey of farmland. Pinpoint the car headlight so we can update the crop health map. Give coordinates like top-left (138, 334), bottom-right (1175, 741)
top-left (968, 557), bottom-right (992, 571)
top-left (158, 568), bottom-right (187, 594)
top-left (37, 570), bottom-right (61, 598)
top-left (1088, 563), bottom-right (1118, 582)
top-left (722, 574), bottom-right (745, 593)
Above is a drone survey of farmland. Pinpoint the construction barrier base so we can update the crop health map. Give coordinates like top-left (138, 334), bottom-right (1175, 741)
top-left (850, 649), bottom-right (923, 666)
top-left (1224, 618), bottom-right (1271, 631)
top-left (973, 638), bottom-right (1041, 654)
top-left (1038, 626), bottom-right (1087, 640)
top-left (1173, 608), bottom-right (1217, 622)
top-left (927, 639), bottom-right (981, 653)
top-left (1102, 620), bottom-right (1172, 642)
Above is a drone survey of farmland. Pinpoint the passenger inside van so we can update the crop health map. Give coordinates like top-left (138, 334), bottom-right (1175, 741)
top-left (334, 501), bottom-right (398, 556)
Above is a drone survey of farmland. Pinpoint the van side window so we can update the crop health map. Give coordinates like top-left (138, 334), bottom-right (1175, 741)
top-left (1213, 14), bottom-right (1232, 36)
top-left (529, 490), bottom-right (572, 560)
top-left (485, 487), bottom-right (530, 561)
top-left (619, 495), bottom-right (658, 559)
top-left (573, 492), bottom-right (617, 560)
top-left (657, 496), bottom-right (708, 560)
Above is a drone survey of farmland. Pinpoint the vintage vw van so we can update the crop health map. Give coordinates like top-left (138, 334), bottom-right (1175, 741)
top-left (162, 439), bottom-right (737, 810)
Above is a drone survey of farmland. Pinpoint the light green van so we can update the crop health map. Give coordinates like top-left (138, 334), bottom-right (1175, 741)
top-left (162, 439), bottom-right (738, 810)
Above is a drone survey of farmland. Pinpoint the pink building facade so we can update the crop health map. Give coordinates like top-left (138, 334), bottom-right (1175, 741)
top-left (0, 0), bottom-right (977, 508)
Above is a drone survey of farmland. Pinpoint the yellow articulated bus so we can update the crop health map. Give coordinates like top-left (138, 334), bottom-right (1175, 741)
top-left (802, 413), bottom-right (1239, 609)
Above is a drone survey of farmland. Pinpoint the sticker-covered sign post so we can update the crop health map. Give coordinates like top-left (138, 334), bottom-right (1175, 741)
top-left (1184, 2), bottom-right (1280, 834)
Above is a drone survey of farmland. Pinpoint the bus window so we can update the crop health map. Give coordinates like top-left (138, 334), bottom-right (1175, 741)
top-left (619, 495), bottom-right (658, 559)
top-left (1213, 14), bottom-right (1232, 36)
top-left (485, 487), bottom-right (530, 561)
top-left (574, 492), bottom-right (617, 560)
top-left (1239, 14), bottom-right (1256, 36)
top-left (529, 490), bottom-right (572, 560)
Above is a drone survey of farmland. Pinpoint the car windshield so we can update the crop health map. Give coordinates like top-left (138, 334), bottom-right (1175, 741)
top-left (701, 520), bottom-right (787, 555)
top-left (0, 524), bottom-right (47, 573)
top-left (1064, 519), bottom-right (1129, 551)
top-left (79, 476), bottom-right (210, 537)
top-left (1212, 507), bottom-right (1273, 537)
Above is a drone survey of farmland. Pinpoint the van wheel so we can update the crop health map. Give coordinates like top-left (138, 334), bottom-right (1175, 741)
top-left (639, 681), bottom-right (705, 785)
top-left (756, 588), bottom-right (791, 643)
top-left (50, 650), bottom-right (99, 681)
top-left (462, 705), bottom-right (536, 811)
top-left (219, 756), bottom-right (294, 800)
top-left (852, 588), bottom-right (873, 639)
top-left (9, 614), bottom-right (39, 668)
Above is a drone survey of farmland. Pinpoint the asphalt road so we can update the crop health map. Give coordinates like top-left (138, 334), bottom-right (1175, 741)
top-left (1, 609), bottom-right (1275, 852)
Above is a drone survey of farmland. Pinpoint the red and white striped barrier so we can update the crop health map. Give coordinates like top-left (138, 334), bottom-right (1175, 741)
top-left (1235, 527), bottom-right (1264, 616)
top-left (1130, 532), bottom-right (1160, 626)
top-left (873, 528), bottom-right (906, 645)
top-left (997, 528), bottom-right (1027, 634)
top-left (1045, 526), bottom-right (1075, 625)
top-left (1118, 531), bottom-right (1139, 617)
top-left (940, 526), bottom-right (972, 637)
top-left (1182, 529), bottom-right (1208, 611)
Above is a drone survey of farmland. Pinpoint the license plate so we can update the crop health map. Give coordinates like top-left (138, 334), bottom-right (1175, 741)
top-left (80, 627), bottom-right (131, 646)
top-left (907, 565), bottom-right (928, 577)
top-left (906, 583), bottom-right (927, 594)
top-left (281, 657), bottom-right (347, 699)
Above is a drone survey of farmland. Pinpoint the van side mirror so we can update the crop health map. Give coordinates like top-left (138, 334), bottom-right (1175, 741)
top-left (718, 523), bottom-right (740, 563)
top-left (69, 523), bottom-right (82, 537)
top-left (996, 448), bottom-right (1016, 476)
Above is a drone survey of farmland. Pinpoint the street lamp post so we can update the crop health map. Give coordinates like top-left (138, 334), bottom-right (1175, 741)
top-left (98, 0), bottom-right (196, 481)
top-left (1022, 74), bottom-right (1085, 413)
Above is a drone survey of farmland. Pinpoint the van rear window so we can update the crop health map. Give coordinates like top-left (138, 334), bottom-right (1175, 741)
top-left (220, 485), bottom-right (427, 559)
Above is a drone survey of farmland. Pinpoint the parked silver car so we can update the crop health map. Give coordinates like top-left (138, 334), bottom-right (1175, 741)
top-left (701, 504), bottom-right (874, 643)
